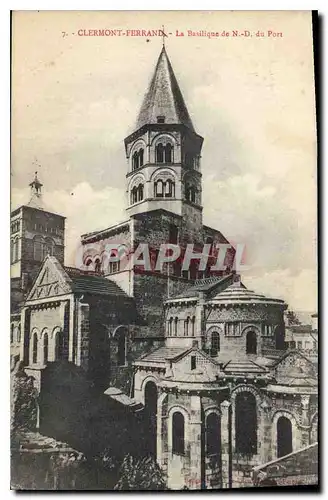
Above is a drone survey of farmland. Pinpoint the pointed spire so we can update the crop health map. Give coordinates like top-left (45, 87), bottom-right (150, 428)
top-left (136, 46), bottom-right (195, 131)
top-left (28, 171), bottom-right (44, 210)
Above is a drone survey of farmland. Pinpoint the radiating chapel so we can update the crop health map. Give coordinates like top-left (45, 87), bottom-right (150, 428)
top-left (11, 45), bottom-right (318, 490)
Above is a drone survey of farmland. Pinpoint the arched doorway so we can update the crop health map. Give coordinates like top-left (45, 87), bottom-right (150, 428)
top-left (246, 331), bottom-right (257, 354)
top-left (144, 381), bottom-right (157, 456)
top-left (277, 416), bottom-right (293, 458)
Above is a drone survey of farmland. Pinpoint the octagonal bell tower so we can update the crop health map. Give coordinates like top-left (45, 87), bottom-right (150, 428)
top-left (124, 46), bottom-right (204, 232)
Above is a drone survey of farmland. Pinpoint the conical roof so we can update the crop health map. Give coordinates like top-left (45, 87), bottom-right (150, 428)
top-left (136, 46), bottom-right (195, 131)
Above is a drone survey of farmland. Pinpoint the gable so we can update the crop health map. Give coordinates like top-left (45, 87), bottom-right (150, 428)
top-left (274, 352), bottom-right (317, 383)
top-left (27, 257), bottom-right (72, 301)
top-left (172, 348), bottom-right (219, 374)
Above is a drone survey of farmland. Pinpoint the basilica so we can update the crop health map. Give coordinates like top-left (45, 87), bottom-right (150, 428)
top-left (11, 45), bottom-right (318, 489)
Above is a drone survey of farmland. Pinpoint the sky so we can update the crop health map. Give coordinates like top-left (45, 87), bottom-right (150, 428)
top-left (11, 10), bottom-right (317, 313)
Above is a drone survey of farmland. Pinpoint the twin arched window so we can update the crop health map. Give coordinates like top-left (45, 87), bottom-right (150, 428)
top-left (156, 143), bottom-right (173, 163)
top-left (33, 236), bottom-right (55, 261)
top-left (168, 317), bottom-right (179, 336)
top-left (132, 149), bottom-right (144, 170)
top-left (172, 411), bottom-right (185, 455)
top-left (154, 178), bottom-right (175, 198)
top-left (130, 183), bottom-right (144, 204)
top-left (183, 316), bottom-right (195, 337)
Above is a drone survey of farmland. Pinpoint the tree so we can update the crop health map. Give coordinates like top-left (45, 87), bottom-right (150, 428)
top-left (113, 455), bottom-right (166, 490)
top-left (286, 310), bottom-right (301, 326)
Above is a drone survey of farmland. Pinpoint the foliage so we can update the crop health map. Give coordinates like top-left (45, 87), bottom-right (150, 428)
top-left (113, 455), bottom-right (166, 490)
top-left (11, 362), bottom-right (38, 432)
top-left (286, 310), bottom-right (301, 325)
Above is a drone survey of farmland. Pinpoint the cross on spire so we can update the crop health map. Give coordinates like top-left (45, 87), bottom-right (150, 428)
top-left (161, 25), bottom-right (168, 47)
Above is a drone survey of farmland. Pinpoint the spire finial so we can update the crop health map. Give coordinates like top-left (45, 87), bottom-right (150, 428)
top-left (161, 25), bottom-right (167, 48)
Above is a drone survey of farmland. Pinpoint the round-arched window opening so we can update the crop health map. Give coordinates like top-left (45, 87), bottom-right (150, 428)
top-left (246, 331), bottom-right (257, 355)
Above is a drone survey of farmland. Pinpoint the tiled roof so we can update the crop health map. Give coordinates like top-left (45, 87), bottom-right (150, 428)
top-left (64, 267), bottom-right (128, 297)
top-left (171, 274), bottom-right (234, 299)
top-left (136, 47), bottom-right (195, 131)
top-left (210, 281), bottom-right (286, 306)
top-left (253, 443), bottom-right (318, 479)
top-left (138, 346), bottom-right (190, 363)
top-left (223, 359), bottom-right (267, 374)
top-left (104, 387), bottom-right (143, 411)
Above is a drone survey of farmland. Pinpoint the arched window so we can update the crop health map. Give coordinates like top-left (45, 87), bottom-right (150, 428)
top-left (54, 330), bottom-right (64, 360)
top-left (191, 316), bottom-right (195, 337)
top-left (155, 180), bottom-right (164, 197)
top-left (117, 331), bottom-right (126, 366)
top-left (132, 151), bottom-right (139, 171)
top-left (145, 381), bottom-right (157, 416)
top-left (10, 240), bottom-right (14, 263)
top-left (172, 412), bottom-right (185, 455)
top-left (95, 258), bottom-right (101, 273)
top-left (109, 249), bottom-right (120, 274)
top-left (165, 179), bottom-right (175, 197)
top-left (131, 186), bottom-right (138, 204)
top-left (186, 185), bottom-right (196, 203)
top-left (12, 238), bottom-right (19, 262)
top-left (33, 236), bottom-right (43, 261)
top-left (211, 331), bottom-right (220, 356)
top-left (235, 392), bottom-right (257, 454)
top-left (137, 184), bottom-right (144, 202)
top-left (156, 143), bottom-right (164, 163)
top-left (174, 317), bottom-right (178, 336)
top-left (184, 317), bottom-right (190, 336)
top-left (32, 332), bottom-right (38, 364)
top-left (168, 317), bottom-right (173, 336)
top-left (165, 143), bottom-right (173, 163)
top-left (85, 258), bottom-right (93, 269)
top-left (277, 416), bottom-right (293, 458)
top-left (43, 238), bottom-right (54, 258)
top-left (16, 325), bottom-right (21, 343)
top-left (206, 413), bottom-right (221, 455)
top-left (15, 238), bottom-right (19, 261)
top-left (246, 331), bottom-right (257, 354)
top-left (145, 381), bottom-right (157, 455)
top-left (138, 148), bottom-right (144, 167)
top-left (43, 332), bottom-right (49, 364)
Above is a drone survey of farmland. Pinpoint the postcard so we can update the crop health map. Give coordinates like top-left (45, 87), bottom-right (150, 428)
top-left (10, 10), bottom-right (318, 490)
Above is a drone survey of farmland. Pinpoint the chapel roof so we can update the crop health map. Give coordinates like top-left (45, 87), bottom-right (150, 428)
top-left (64, 265), bottom-right (129, 298)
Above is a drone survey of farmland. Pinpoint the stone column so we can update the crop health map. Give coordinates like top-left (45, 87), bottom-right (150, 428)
top-left (195, 292), bottom-right (205, 348)
top-left (188, 395), bottom-right (203, 490)
top-left (220, 400), bottom-right (232, 489)
top-left (300, 395), bottom-right (311, 449)
top-left (20, 307), bottom-right (27, 363)
top-left (76, 299), bottom-right (90, 371)
top-left (156, 392), bottom-right (167, 470)
top-left (259, 399), bottom-right (272, 463)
